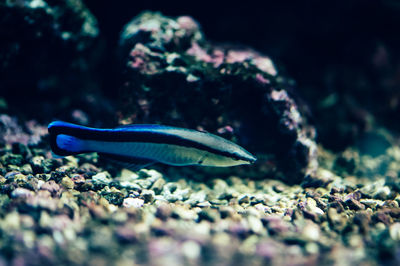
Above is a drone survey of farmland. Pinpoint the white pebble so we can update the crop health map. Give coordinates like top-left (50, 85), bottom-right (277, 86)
top-left (181, 241), bottom-right (201, 260)
top-left (123, 198), bottom-right (144, 208)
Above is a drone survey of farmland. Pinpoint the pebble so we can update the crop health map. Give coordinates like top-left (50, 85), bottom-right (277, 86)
top-left (172, 206), bottom-right (198, 220)
top-left (389, 223), bottom-right (400, 241)
top-left (141, 189), bottom-right (155, 203)
top-left (11, 188), bottom-right (34, 198)
top-left (92, 172), bottom-right (112, 185)
top-left (61, 176), bottom-right (74, 189)
top-left (151, 178), bottom-right (166, 194)
top-left (14, 173), bottom-right (27, 183)
top-left (247, 216), bottom-right (264, 234)
top-left (21, 164), bottom-right (33, 174)
top-left (238, 195), bottom-right (250, 205)
top-left (345, 198), bottom-right (365, 211)
top-left (181, 240), bottom-right (201, 260)
top-left (187, 190), bottom-right (207, 204)
top-left (40, 180), bottom-right (60, 196)
top-left (373, 186), bottom-right (391, 200)
top-left (197, 201), bottom-right (211, 208)
top-left (301, 222), bottom-right (320, 241)
top-left (123, 197), bottom-right (144, 208)
top-left (198, 209), bottom-right (219, 223)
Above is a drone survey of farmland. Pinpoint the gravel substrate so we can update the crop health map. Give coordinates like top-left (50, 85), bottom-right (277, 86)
top-left (0, 139), bottom-right (399, 265)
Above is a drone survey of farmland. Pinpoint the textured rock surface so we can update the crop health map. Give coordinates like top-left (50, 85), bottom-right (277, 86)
top-left (117, 12), bottom-right (317, 184)
top-left (0, 0), bottom-right (114, 123)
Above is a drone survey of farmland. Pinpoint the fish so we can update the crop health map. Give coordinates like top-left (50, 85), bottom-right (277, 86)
top-left (48, 121), bottom-right (257, 169)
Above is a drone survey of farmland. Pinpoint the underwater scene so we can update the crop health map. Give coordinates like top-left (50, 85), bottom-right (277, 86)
top-left (1, 1), bottom-right (400, 265)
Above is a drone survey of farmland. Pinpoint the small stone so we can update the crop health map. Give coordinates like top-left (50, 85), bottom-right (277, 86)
top-left (156, 203), bottom-right (172, 220)
top-left (30, 156), bottom-right (45, 173)
top-left (181, 240), bottom-right (201, 260)
top-left (71, 174), bottom-right (86, 184)
top-left (92, 172), bottom-right (112, 185)
top-left (305, 242), bottom-right (319, 255)
top-left (20, 214), bottom-right (35, 229)
top-left (389, 223), bottom-right (400, 241)
top-left (39, 211), bottom-right (52, 229)
top-left (300, 197), bottom-right (324, 221)
top-left (101, 187), bottom-right (125, 206)
top-left (373, 210), bottom-right (393, 225)
top-left (115, 225), bottom-right (137, 243)
top-left (301, 222), bottom-right (321, 241)
top-left (263, 216), bottom-right (291, 235)
top-left (141, 189), bottom-right (155, 203)
top-left (123, 197), bottom-right (144, 208)
top-left (162, 183), bottom-right (190, 202)
top-left (248, 215), bottom-right (264, 234)
top-left (383, 200), bottom-right (399, 209)
top-left (36, 173), bottom-right (51, 182)
top-left (111, 211), bottom-right (128, 224)
top-left (198, 209), bottom-right (219, 222)
top-left (3, 212), bottom-right (20, 231)
top-left (61, 176), bottom-right (74, 189)
top-left (21, 164), bottom-right (33, 174)
top-left (374, 186), bottom-right (392, 200)
top-left (14, 173), bottom-right (27, 183)
top-left (219, 206), bottom-right (235, 219)
top-left (353, 211), bottom-right (371, 233)
top-left (197, 201), bottom-right (211, 208)
top-left (187, 190), bottom-right (207, 204)
top-left (238, 195), bottom-right (250, 205)
top-left (254, 203), bottom-right (269, 213)
top-left (5, 171), bottom-right (20, 180)
top-left (172, 206), bottom-right (198, 220)
top-left (213, 179), bottom-right (228, 193)
top-left (327, 207), bottom-right (347, 231)
top-left (272, 184), bottom-right (285, 193)
top-left (40, 180), bottom-right (60, 196)
top-left (136, 179), bottom-right (154, 189)
top-left (302, 168), bottom-right (335, 188)
top-left (1, 153), bottom-right (23, 166)
top-left (345, 198), bottom-right (365, 211)
top-left (360, 199), bottom-right (381, 209)
top-left (151, 178), bottom-right (166, 194)
top-left (119, 169), bottom-right (139, 179)
top-left (118, 180), bottom-right (141, 190)
top-left (11, 187), bottom-right (34, 198)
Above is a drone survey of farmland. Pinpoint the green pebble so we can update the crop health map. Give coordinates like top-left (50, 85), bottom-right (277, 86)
top-left (61, 176), bottom-right (75, 189)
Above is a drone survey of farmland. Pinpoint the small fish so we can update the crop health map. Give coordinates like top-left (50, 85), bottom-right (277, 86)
top-left (48, 121), bottom-right (256, 169)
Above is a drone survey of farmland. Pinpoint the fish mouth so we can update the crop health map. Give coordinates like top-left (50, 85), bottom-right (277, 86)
top-left (249, 157), bottom-right (257, 164)
top-left (245, 153), bottom-right (257, 164)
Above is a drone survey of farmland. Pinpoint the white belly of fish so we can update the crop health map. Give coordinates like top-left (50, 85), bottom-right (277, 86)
top-left (83, 140), bottom-right (242, 167)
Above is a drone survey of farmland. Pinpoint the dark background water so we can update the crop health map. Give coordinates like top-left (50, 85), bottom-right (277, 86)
top-left (82, 0), bottom-right (400, 150)
top-left (83, 0), bottom-right (400, 97)
top-left (2, 0), bottom-right (400, 151)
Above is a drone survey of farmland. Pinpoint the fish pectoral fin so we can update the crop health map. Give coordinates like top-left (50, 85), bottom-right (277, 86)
top-left (197, 153), bottom-right (208, 165)
top-left (99, 153), bottom-right (156, 171)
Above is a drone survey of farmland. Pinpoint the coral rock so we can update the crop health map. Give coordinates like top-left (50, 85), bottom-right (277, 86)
top-left (118, 12), bottom-right (317, 183)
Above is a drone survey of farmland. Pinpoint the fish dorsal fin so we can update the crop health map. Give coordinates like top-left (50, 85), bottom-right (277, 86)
top-left (115, 124), bottom-right (162, 129)
top-left (99, 153), bottom-right (156, 171)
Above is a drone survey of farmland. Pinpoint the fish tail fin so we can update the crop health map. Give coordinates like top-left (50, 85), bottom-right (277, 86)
top-left (48, 121), bottom-right (88, 156)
